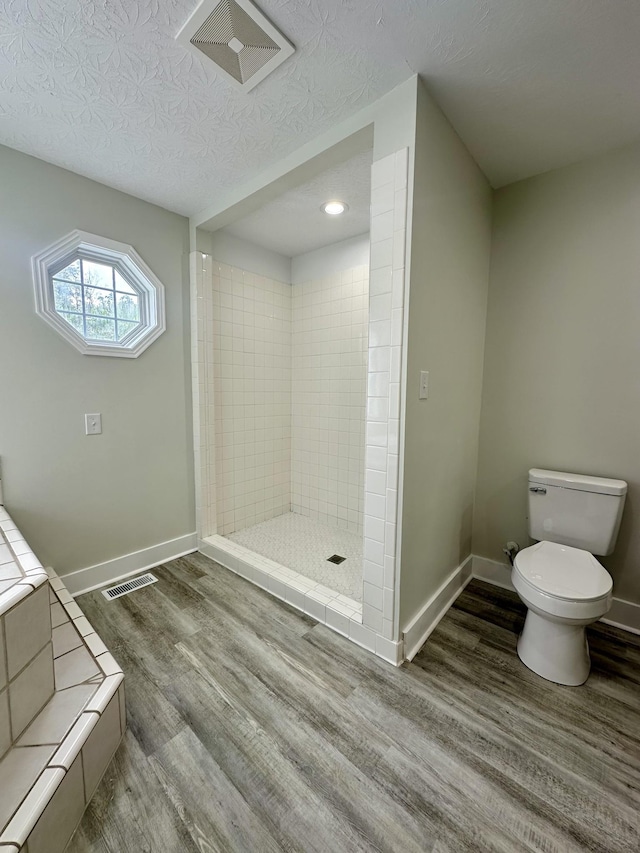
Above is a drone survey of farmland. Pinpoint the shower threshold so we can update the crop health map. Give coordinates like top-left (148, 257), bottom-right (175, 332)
top-left (200, 521), bottom-right (366, 641)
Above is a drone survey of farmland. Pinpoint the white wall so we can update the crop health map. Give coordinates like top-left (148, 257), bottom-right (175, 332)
top-left (291, 235), bottom-right (370, 284)
top-left (200, 231), bottom-right (292, 284)
top-left (399, 81), bottom-right (493, 630)
top-left (0, 144), bottom-right (194, 575)
top-left (473, 142), bottom-right (640, 604)
top-left (291, 247), bottom-right (369, 533)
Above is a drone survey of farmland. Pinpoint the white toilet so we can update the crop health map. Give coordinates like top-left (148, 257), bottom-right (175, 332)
top-left (512, 468), bottom-right (627, 686)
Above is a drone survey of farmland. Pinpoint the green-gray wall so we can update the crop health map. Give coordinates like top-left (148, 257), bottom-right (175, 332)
top-left (0, 145), bottom-right (194, 576)
top-left (474, 142), bottom-right (640, 604)
top-left (399, 81), bottom-right (492, 629)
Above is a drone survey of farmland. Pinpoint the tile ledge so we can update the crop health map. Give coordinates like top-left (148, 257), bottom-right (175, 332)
top-left (0, 525), bottom-right (125, 848)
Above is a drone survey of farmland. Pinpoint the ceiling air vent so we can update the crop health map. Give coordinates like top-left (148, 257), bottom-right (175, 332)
top-left (176, 0), bottom-right (294, 91)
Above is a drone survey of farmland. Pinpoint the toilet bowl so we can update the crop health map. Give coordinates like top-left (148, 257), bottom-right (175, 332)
top-left (512, 541), bottom-right (612, 685)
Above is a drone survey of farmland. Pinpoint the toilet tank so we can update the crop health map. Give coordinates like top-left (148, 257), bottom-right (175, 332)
top-left (528, 468), bottom-right (627, 556)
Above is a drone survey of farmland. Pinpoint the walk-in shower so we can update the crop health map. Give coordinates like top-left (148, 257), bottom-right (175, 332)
top-left (192, 142), bottom-right (409, 660)
top-left (199, 242), bottom-right (368, 609)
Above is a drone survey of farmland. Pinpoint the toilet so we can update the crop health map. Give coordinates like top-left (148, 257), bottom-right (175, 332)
top-left (512, 468), bottom-right (627, 686)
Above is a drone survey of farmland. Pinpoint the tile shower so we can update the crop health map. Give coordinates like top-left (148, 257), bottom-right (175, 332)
top-left (193, 148), bottom-right (409, 663)
top-left (290, 263), bottom-right (368, 534)
top-left (211, 265), bottom-right (292, 536)
top-left (196, 253), bottom-right (368, 600)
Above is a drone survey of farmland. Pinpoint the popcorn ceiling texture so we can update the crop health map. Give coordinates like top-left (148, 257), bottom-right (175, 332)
top-left (0, 0), bottom-right (408, 214)
top-left (2, 1), bottom-right (640, 212)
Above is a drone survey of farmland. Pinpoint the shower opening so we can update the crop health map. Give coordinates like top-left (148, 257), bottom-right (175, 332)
top-left (193, 136), bottom-right (408, 649)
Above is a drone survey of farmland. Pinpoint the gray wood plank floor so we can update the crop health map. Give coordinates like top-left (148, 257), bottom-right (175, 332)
top-left (67, 554), bottom-right (640, 852)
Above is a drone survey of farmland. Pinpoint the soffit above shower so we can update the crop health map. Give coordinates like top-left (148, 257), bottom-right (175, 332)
top-left (220, 149), bottom-right (373, 257)
top-left (176, 0), bottom-right (294, 91)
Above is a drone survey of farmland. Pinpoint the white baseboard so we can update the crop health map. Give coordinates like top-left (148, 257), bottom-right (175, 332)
top-left (600, 599), bottom-right (640, 635)
top-left (471, 554), bottom-right (640, 636)
top-left (402, 556), bottom-right (473, 661)
top-left (471, 555), bottom-right (515, 591)
top-left (61, 532), bottom-right (198, 596)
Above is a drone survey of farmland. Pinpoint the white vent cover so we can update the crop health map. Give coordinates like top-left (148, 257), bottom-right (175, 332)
top-left (102, 573), bottom-right (158, 600)
top-left (176, 0), bottom-right (294, 91)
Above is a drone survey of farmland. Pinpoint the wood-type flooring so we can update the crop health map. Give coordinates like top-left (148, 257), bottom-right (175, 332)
top-left (67, 554), bottom-right (640, 852)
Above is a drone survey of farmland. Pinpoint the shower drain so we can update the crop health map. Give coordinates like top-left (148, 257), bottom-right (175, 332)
top-left (327, 554), bottom-right (346, 564)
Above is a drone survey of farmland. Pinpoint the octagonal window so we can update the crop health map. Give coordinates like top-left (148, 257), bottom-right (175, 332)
top-left (52, 257), bottom-right (142, 343)
top-left (32, 230), bottom-right (165, 357)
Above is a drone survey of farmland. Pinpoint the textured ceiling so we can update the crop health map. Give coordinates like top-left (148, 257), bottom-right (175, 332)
top-left (222, 149), bottom-right (371, 256)
top-left (1, 1), bottom-right (639, 216)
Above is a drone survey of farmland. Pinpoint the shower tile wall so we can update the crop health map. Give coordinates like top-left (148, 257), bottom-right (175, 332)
top-left (210, 262), bottom-right (292, 535)
top-left (291, 264), bottom-right (369, 534)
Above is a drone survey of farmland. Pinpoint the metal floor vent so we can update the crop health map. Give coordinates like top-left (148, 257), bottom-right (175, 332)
top-left (102, 573), bottom-right (158, 601)
top-left (176, 0), bottom-right (294, 92)
top-left (327, 555), bottom-right (346, 565)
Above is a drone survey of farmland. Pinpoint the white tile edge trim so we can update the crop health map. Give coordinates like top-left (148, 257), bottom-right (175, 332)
top-left (472, 555), bottom-right (640, 636)
top-left (402, 556), bottom-right (473, 662)
top-left (199, 536), bottom-right (404, 666)
top-left (361, 146), bottom-right (409, 639)
top-left (60, 533), bottom-right (198, 597)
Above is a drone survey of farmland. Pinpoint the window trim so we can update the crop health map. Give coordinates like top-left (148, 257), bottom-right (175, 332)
top-left (32, 230), bottom-right (166, 358)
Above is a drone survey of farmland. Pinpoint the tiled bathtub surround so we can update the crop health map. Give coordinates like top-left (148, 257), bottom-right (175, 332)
top-left (0, 506), bottom-right (49, 618)
top-left (1, 583), bottom-right (54, 755)
top-left (202, 257), bottom-right (292, 536)
top-left (291, 264), bottom-right (368, 534)
top-left (0, 514), bottom-right (125, 851)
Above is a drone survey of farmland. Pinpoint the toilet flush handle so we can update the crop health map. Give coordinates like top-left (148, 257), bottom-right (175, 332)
top-left (529, 486), bottom-right (547, 494)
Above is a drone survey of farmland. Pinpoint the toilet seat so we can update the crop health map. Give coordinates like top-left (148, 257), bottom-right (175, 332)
top-left (514, 541), bottom-right (612, 601)
top-left (512, 541), bottom-right (612, 621)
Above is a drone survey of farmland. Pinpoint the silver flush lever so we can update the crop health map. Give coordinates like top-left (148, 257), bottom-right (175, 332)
top-left (529, 486), bottom-right (547, 494)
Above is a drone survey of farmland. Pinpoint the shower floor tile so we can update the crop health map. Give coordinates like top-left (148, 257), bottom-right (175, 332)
top-left (226, 513), bottom-right (363, 601)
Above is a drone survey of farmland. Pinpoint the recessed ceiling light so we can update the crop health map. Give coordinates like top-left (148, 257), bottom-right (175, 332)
top-left (321, 201), bottom-right (348, 216)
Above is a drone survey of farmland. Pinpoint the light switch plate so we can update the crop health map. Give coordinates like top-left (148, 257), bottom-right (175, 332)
top-left (419, 371), bottom-right (429, 400)
top-left (85, 413), bottom-right (102, 435)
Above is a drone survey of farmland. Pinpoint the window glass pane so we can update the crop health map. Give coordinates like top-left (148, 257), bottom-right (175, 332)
top-left (84, 287), bottom-right (114, 318)
top-left (114, 270), bottom-right (136, 294)
top-left (116, 320), bottom-right (139, 341)
top-left (55, 259), bottom-right (81, 283)
top-left (36, 235), bottom-right (164, 356)
top-left (58, 312), bottom-right (84, 334)
top-left (115, 292), bottom-right (140, 321)
top-left (53, 281), bottom-right (82, 314)
top-left (82, 260), bottom-right (114, 290)
top-left (85, 316), bottom-right (116, 341)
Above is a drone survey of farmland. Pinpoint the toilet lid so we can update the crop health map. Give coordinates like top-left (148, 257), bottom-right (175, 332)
top-left (514, 541), bottom-right (612, 601)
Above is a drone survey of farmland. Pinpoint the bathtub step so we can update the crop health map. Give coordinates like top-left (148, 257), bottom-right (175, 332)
top-left (0, 549), bottom-right (125, 853)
